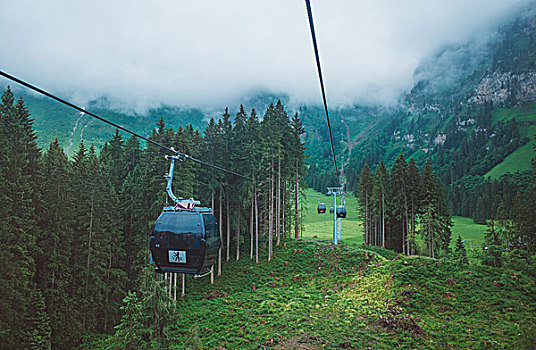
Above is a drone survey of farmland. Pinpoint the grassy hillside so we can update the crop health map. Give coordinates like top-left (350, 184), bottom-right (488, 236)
top-left (450, 216), bottom-right (487, 249)
top-left (491, 102), bottom-right (536, 125)
top-left (484, 102), bottom-right (536, 178)
top-left (10, 88), bottom-right (210, 156)
top-left (80, 189), bottom-right (535, 349)
top-left (485, 141), bottom-right (535, 179)
top-left (82, 239), bottom-right (536, 349)
top-left (303, 189), bottom-right (487, 251)
top-left (302, 188), bottom-right (363, 245)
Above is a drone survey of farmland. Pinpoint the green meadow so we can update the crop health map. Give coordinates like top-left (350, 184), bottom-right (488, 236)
top-left (485, 141), bottom-right (535, 179)
top-left (303, 188), bottom-right (487, 253)
top-left (81, 189), bottom-right (534, 350)
top-left (302, 188), bottom-right (363, 246)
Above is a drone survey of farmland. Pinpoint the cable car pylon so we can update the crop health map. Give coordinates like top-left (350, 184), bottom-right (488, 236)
top-left (327, 185), bottom-right (344, 245)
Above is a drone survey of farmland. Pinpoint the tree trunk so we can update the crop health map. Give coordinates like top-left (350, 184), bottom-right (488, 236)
top-left (268, 161), bottom-right (274, 261)
top-left (255, 186), bottom-right (259, 263)
top-left (250, 187), bottom-right (254, 260)
top-left (405, 204), bottom-right (409, 255)
top-left (295, 162), bottom-right (299, 239)
top-left (86, 188), bottom-right (95, 296)
top-left (402, 214), bottom-right (405, 254)
top-left (381, 191), bottom-right (385, 248)
top-left (300, 194), bottom-right (304, 239)
top-left (226, 195), bottom-right (231, 261)
top-left (276, 156), bottom-right (281, 246)
top-left (211, 191), bottom-right (216, 282)
top-left (218, 184), bottom-right (223, 276)
top-left (236, 215), bottom-right (240, 261)
top-left (282, 179), bottom-right (286, 239)
top-left (374, 220), bottom-right (378, 246)
top-left (364, 191), bottom-right (368, 245)
top-left (429, 218), bottom-right (433, 258)
top-left (411, 198), bottom-right (415, 255)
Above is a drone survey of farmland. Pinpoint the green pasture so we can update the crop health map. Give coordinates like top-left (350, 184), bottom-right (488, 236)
top-left (520, 124), bottom-right (536, 138)
top-left (491, 101), bottom-right (536, 125)
top-left (485, 141), bottom-right (535, 179)
top-left (302, 188), bottom-right (363, 246)
top-left (303, 189), bottom-right (487, 253)
top-left (450, 216), bottom-right (487, 250)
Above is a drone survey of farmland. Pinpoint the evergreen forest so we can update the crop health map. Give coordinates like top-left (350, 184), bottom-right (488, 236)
top-left (0, 88), bottom-right (309, 349)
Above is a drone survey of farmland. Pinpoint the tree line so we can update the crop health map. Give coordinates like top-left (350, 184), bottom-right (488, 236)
top-left (357, 155), bottom-right (452, 257)
top-left (0, 87), bottom-right (307, 349)
top-left (481, 137), bottom-right (536, 269)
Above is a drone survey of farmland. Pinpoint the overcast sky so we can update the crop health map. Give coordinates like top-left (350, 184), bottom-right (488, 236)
top-left (0, 0), bottom-right (530, 111)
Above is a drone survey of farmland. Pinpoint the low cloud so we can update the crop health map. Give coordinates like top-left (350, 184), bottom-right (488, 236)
top-left (0, 0), bottom-right (529, 112)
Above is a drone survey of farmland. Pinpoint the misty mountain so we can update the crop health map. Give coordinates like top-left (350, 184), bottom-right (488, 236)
top-left (312, 2), bottom-right (536, 223)
top-left (2, 1), bottom-right (534, 204)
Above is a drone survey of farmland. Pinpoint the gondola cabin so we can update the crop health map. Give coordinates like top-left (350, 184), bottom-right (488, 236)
top-left (329, 207), bottom-right (334, 214)
top-left (149, 207), bottom-right (221, 274)
top-left (336, 206), bottom-right (347, 218)
top-left (317, 203), bottom-right (326, 213)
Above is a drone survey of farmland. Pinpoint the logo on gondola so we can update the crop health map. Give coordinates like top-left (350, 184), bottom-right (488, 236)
top-left (168, 250), bottom-right (186, 263)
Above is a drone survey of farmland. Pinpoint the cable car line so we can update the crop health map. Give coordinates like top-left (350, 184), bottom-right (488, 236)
top-left (304, 0), bottom-right (339, 177)
top-left (0, 69), bottom-right (254, 182)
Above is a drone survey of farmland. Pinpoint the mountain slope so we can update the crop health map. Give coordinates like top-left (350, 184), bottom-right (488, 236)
top-left (81, 239), bottom-right (536, 349)
top-left (4, 88), bottom-right (209, 156)
top-left (301, 3), bottom-right (536, 223)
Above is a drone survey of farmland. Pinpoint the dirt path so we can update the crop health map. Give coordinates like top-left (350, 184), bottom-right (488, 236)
top-left (79, 119), bottom-right (94, 142)
top-left (64, 111), bottom-right (85, 154)
top-left (340, 116), bottom-right (377, 169)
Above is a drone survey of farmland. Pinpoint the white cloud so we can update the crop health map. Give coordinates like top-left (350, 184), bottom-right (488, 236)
top-left (0, 0), bottom-right (529, 111)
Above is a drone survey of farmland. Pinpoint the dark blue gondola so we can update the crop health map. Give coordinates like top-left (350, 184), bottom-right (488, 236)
top-left (149, 154), bottom-right (221, 275)
top-left (149, 207), bottom-right (221, 274)
top-left (317, 203), bottom-right (326, 213)
top-left (329, 207), bottom-right (334, 214)
top-left (336, 206), bottom-right (347, 218)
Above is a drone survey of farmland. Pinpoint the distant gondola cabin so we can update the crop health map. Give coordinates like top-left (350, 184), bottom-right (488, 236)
top-left (336, 206), bottom-right (347, 218)
top-left (317, 203), bottom-right (326, 213)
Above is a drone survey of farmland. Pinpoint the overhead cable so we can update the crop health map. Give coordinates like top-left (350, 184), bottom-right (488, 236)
top-left (0, 70), bottom-right (254, 181)
top-left (304, 0), bottom-right (339, 176)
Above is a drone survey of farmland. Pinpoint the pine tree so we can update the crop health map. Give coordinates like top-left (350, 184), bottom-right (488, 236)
top-left (290, 112), bottom-right (306, 240)
top-left (375, 160), bottom-right (389, 248)
top-left (421, 202), bottom-right (442, 258)
top-left (483, 218), bottom-right (503, 267)
top-left (390, 154), bottom-right (408, 253)
top-left (35, 139), bottom-right (78, 348)
top-left (419, 159), bottom-right (452, 257)
top-left (230, 105), bottom-right (249, 260)
top-left (407, 158), bottom-right (421, 255)
top-left (454, 235), bottom-right (468, 265)
top-left (358, 164), bottom-right (373, 245)
top-left (26, 290), bottom-right (51, 350)
top-left (219, 108), bottom-right (233, 262)
top-left (109, 291), bottom-right (144, 350)
top-left (244, 109), bottom-right (262, 259)
top-left (0, 88), bottom-right (41, 349)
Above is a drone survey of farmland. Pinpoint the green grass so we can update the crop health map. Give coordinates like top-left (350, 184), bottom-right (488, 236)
top-left (491, 102), bottom-right (536, 125)
top-left (484, 101), bottom-right (535, 179)
top-left (302, 188), bottom-right (363, 246)
top-left (450, 216), bottom-right (487, 249)
top-left (81, 189), bottom-right (535, 350)
top-left (520, 124), bottom-right (536, 139)
top-left (83, 238), bottom-right (536, 349)
top-left (303, 189), bottom-right (488, 252)
top-left (485, 141), bottom-right (535, 179)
